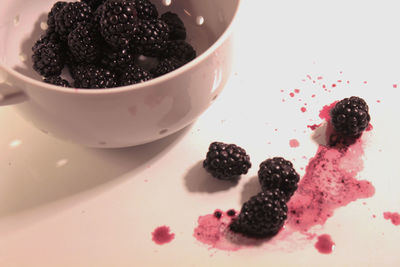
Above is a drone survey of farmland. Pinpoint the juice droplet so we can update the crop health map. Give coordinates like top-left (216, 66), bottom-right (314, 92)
top-left (289, 139), bottom-right (300, 148)
top-left (152, 226), bottom-right (175, 245)
top-left (315, 234), bottom-right (335, 254)
top-left (383, 212), bottom-right (400, 226)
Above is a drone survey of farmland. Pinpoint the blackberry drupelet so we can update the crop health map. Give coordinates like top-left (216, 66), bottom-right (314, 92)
top-left (164, 40), bottom-right (196, 63)
top-left (54, 2), bottom-right (93, 40)
top-left (203, 142), bottom-right (251, 180)
top-left (330, 96), bottom-right (371, 138)
top-left (46, 1), bottom-right (68, 34)
top-left (100, 0), bottom-right (138, 48)
top-left (160, 12), bottom-right (186, 40)
top-left (258, 157), bottom-right (300, 200)
top-left (81, 0), bottom-right (106, 10)
top-left (229, 189), bottom-right (288, 238)
top-left (150, 57), bottom-right (183, 77)
top-left (100, 46), bottom-right (134, 71)
top-left (43, 76), bottom-right (71, 87)
top-left (72, 64), bottom-right (117, 88)
top-left (68, 22), bottom-right (101, 63)
top-left (134, 0), bottom-right (158, 20)
top-left (32, 41), bottom-right (65, 77)
top-left (118, 64), bottom-right (153, 86)
top-left (131, 19), bottom-right (169, 45)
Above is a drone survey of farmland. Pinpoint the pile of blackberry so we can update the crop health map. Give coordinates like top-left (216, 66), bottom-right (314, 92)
top-left (203, 142), bottom-right (301, 238)
top-left (32, 0), bottom-right (196, 89)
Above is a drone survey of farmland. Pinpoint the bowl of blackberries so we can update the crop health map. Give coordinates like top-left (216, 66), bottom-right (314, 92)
top-left (0, 0), bottom-right (241, 147)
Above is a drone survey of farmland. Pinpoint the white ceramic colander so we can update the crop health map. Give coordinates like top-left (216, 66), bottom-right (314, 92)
top-left (0, 0), bottom-right (241, 147)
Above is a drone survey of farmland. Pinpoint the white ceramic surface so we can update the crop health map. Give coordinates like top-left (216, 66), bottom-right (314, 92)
top-left (1, 0), bottom-right (400, 266)
top-left (0, 0), bottom-right (240, 148)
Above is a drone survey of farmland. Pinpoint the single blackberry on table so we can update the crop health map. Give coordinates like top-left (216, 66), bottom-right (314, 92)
top-left (72, 64), bottom-right (117, 89)
top-left (81, 0), bottom-right (106, 10)
top-left (55, 2), bottom-right (93, 40)
top-left (203, 142), bottom-right (251, 180)
top-left (133, 0), bottom-right (158, 20)
top-left (160, 12), bottom-right (186, 40)
top-left (330, 96), bottom-right (371, 138)
top-left (43, 76), bottom-right (71, 87)
top-left (118, 64), bottom-right (153, 86)
top-left (131, 19), bottom-right (169, 46)
top-left (46, 1), bottom-right (68, 34)
top-left (258, 157), bottom-right (300, 200)
top-left (229, 189), bottom-right (288, 238)
top-left (164, 40), bottom-right (196, 63)
top-left (150, 57), bottom-right (183, 77)
top-left (100, 46), bottom-right (134, 71)
top-left (68, 22), bottom-right (101, 63)
top-left (100, 0), bottom-right (138, 48)
top-left (32, 41), bottom-right (65, 77)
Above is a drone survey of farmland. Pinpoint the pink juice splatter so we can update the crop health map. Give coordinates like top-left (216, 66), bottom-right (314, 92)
top-left (314, 234), bottom-right (335, 254)
top-left (152, 226), bottom-right (175, 245)
top-left (290, 139), bottom-right (300, 148)
top-left (383, 212), bottom-right (400, 226)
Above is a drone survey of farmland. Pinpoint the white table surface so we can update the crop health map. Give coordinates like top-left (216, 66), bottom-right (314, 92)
top-left (1, 0), bottom-right (400, 266)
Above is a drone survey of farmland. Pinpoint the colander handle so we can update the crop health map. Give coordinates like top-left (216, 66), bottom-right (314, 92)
top-left (0, 84), bottom-right (27, 106)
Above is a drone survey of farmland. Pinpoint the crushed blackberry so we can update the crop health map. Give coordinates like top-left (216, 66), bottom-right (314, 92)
top-left (258, 157), bottom-right (300, 200)
top-left (81, 0), bottom-right (106, 10)
top-left (68, 22), bottom-right (101, 63)
top-left (160, 12), bottom-right (186, 40)
top-left (46, 1), bottom-right (68, 34)
top-left (229, 190), bottom-right (288, 238)
top-left (203, 142), bottom-right (251, 180)
top-left (131, 19), bottom-right (169, 46)
top-left (72, 64), bottom-right (117, 88)
top-left (213, 210), bottom-right (222, 219)
top-left (100, 0), bottom-right (138, 48)
top-left (43, 76), bottom-right (71, 87)
top-left (150, 57), bottom-right (183, 77)
top-left (32, 41), bottom-right (65, 77)
top-left (134, 0), bottom-right (158, 20)
top-left (330, 96), bottom-right (371, 138)
top-left (164, 40), bottom-right (196, 63)
top-left (55, 2), bottom-right (93, 40)
top-left (100, 46), bottom-right (134, 72)
top-left (118, 64), bottom-right (153, 86)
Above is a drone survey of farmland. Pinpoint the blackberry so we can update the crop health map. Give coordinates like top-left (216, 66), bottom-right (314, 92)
top-left (229, 190), bottom-right (288, 238)
top-left (100, 0), bottom-right (138, 48)
top-left (118, 64), bottom-right (153, 86)
top-left (32, 41), bottom-right (65, 77)
top-left (203, 142), bottom-right (251, 180)
top-left (330, 96), bottom-right (371, 138)
top-left (131, 19), bottom-right (169, 45)
top-left (160, 12), bottom-right (186, 40)
top-left (43, 76), bottom-right (71, 87)
top-left (68, 22), bottom-right (101, 63)
top-left (46, 1), bottom-right (68, 34)
top-left (258, 157), bottom-right (300, 200)
top-left (134, 0), bottom-right (158, 20)
top-left (150, 57), bottom-right (183, 77)
top-left (81, 0), bottom-right (106, 10)
top-left (55, 2), bottom-right (93, 40)
top-left (132, 40), bottom-right (168, 57)
top-left (100, 46), bottom-right (134, 71)
top-left (72, 64), bottom-right (117, 88)
top-left (32, 31), bottom-right (63, 52)
top-left (164, 40), bottom-right (196, 63)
